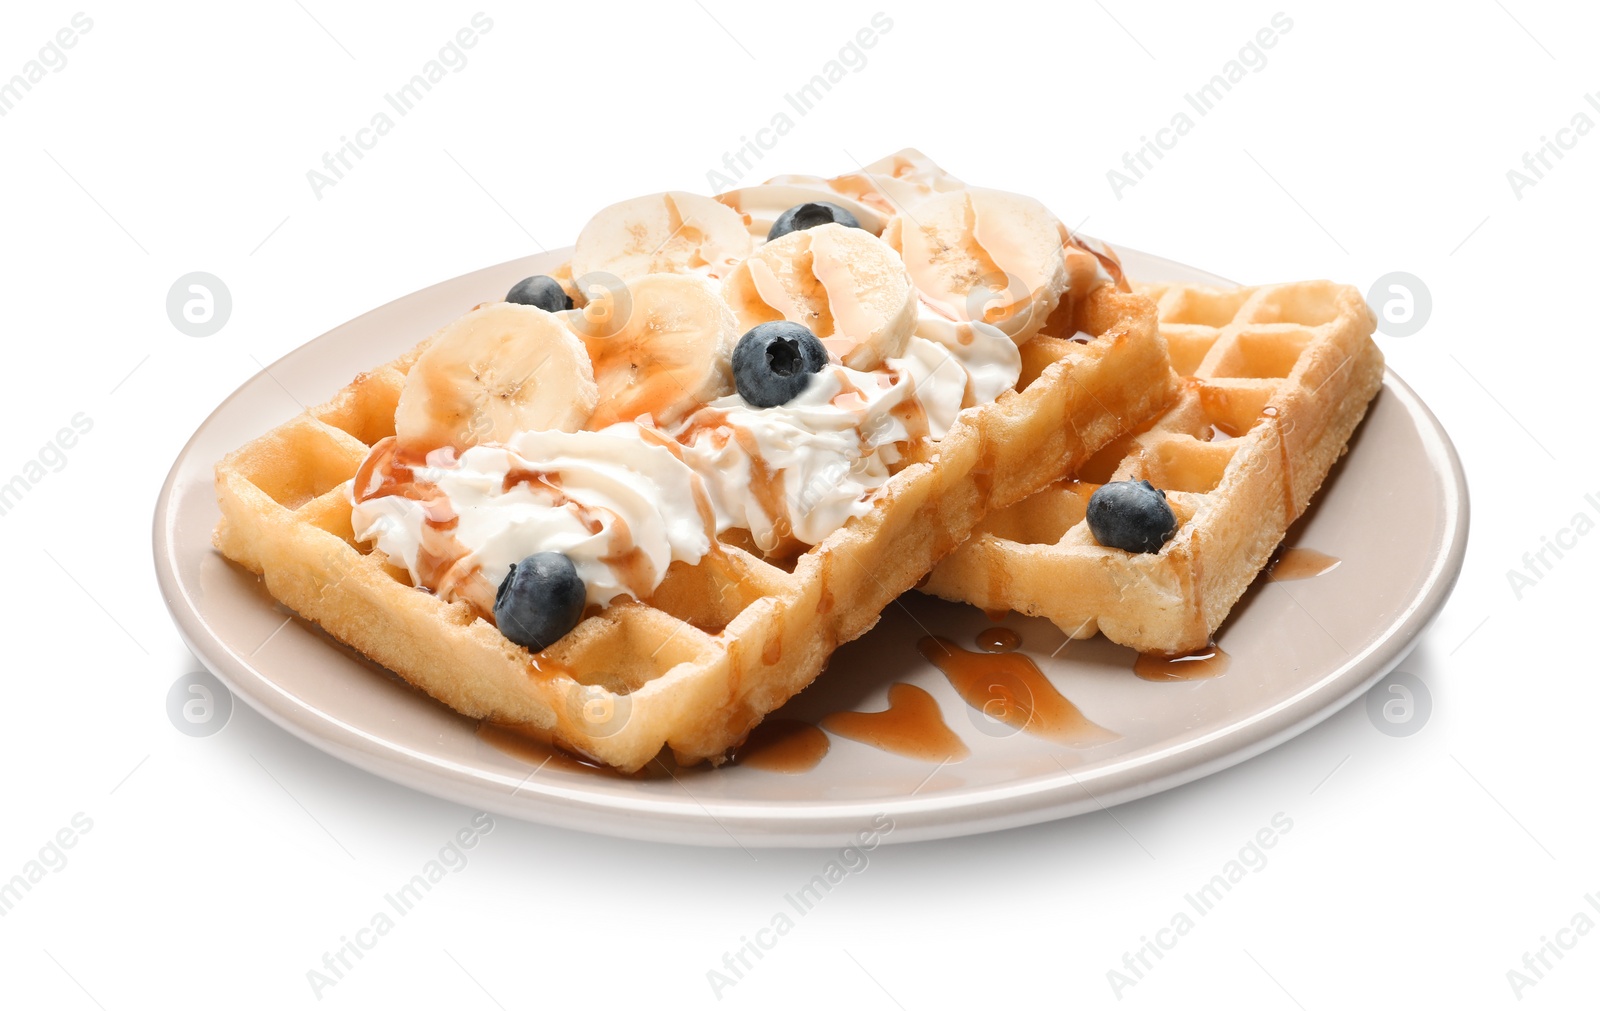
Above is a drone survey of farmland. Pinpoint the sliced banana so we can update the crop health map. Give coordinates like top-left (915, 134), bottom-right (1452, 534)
top-left (549, 259), bottom-right (581, 304)
top-left (394, 302), bottom-right (597, 453)
top-left (721, 223), bottom-right (916, 371)
top-left (884, 187), bottom-right (1069, 344)
top-left (767, 148), bottom-right (966, 219)
top-left (571, 191), bottom-right (752, 285)
top-left (570, 273), bottom-right (738, 430)
top-left (1062, 226), bottom-right (1128, 291)
top-left (714, 185), bottom-right (886, 241)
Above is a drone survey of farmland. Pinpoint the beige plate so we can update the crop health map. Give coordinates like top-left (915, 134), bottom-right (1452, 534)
top-left (152, 248), bottom-right (1468, 848)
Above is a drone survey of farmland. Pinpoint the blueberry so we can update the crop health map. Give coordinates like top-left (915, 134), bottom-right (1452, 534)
top-left (732, 321), bottom-right (828, 408)
top-left (505, 275), bottom-right (573, 313)
top-left (767, 201), bottom-right (862, 241)
top-left (493, 552), bottom-right (586, 651)
top-left (1086, 479), bottom-right (1178, 554)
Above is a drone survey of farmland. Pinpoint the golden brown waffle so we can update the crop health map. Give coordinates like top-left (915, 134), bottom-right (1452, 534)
top-left (922, 280), bottom-right (1382, 655)
top-left (213, 280), bottom-right (1170, 772)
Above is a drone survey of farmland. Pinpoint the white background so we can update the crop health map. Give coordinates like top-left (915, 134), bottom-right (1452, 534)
top-left (1, 1), bottom-right (1595, 1007)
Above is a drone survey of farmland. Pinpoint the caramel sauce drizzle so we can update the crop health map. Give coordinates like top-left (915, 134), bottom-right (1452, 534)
top-left (977, 627), bottom-right (1021, 653)
top-left (731, 718), bottom-right (830, 773)
top-left (821, 683), bottom-right (970, 763)
top-left (353, 437), bottom-right (487, 610)
top-left (918, 636), bottom-right (1117, 746)
top-left (354, 439), bottom-right (593, 680)
top-left (1267, 547), bottom-right (1341, 582)
top-left (1261, 405), bottom-right (1298, 521)
top-left (1132, 646), bottom-right (1230, 682)
top-left (476, 721), bottom-right (673, 780)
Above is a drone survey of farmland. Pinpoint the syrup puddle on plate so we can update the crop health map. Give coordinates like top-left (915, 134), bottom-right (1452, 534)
top-left (976, 627), bottom-right (1021, 653)
top-left (478, 722), bottom-right (618, 775)
top-left (482, 716), bottom-right (832, 777)
top-left (731, 718), bottom-right (830, 773)
top-left (1267, 547), bottom-right (1341, 581)
top-left (822, 683), bottom-right (970, 763)
top-left (1133, 645), bottom-right (1231, 682)
top-left (476, 722), bottom-right (682, 779)
top-left (919, 635), bottom-right (1117, 746)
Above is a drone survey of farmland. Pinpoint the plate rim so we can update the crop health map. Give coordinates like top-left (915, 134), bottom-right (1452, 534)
top-left (152, 247), bottom-right (1469, 847)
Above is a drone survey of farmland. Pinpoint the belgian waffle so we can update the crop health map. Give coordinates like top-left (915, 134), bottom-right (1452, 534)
top-left (213, 269), bottom-right (1168, 772)
top-left (922, 280), bottom-right (1382, 655)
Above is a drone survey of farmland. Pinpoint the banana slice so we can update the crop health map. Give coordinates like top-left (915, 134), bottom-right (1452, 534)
top-left (549, 259), bottom-right (581, 304)
top-left (394, 302), bottom-right (597, 452)
top-left (884, 187), bottom-right (1069, 344)
top-left (571, 191), bottom-right (751, 284)
top-left (721, 223), bottom-right (916, 371)
top-left (571, 273), bottom-right (738, 430)
top-left (767, 148), bottom-right (966, 219)
top-left (715, 185), bottom-right (886, 241)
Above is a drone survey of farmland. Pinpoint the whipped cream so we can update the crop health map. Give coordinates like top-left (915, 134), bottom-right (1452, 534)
top-left (912, 305), bottom-right (1023, 407)
top-left (351, 426), bottom-right (712, 611)
top-left (678, 326), bottom-right (1018, 552)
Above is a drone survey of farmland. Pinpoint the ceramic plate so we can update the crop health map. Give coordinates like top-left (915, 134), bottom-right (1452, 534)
top-left (153, 247), bottom-right (1468, 847)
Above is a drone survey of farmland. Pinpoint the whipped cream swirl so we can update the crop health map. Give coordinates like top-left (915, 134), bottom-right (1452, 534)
top-left (678, 321), bottom-right (1019, 552)
top-left (350, 426), bottom-right (712, 610)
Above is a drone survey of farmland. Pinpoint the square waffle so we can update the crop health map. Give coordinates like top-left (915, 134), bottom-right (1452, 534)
top-left (213, 278), bottom-right (1169, 772)
top-left (921, 280), bottom-right (1382, 655)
